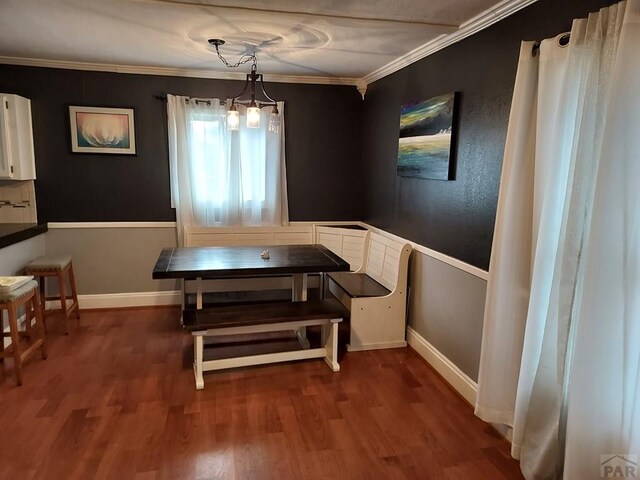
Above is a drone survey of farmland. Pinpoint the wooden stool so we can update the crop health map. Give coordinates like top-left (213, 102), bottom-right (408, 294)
top-left (0, 280), bottom-right (47, 386)
top-left (25, 255), bottom-right (80, 334)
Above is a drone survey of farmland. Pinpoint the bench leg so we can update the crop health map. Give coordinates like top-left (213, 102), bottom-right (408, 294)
top-left (193, 334), bottom-right (204, 390)
top-left (323, 319), bottom-right (340, 372)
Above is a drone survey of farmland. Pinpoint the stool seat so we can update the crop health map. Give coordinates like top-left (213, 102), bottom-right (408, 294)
top-left (24, 255), bottom-right (80, 335)
top-left (0, 280), bottom-right (39, 302)
top-left (0, 279), bottom-right (47, 385)
top-left (26, 255), bottom-right (73, 270)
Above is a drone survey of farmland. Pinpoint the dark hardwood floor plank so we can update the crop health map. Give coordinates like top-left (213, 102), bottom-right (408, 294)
top-left (0, 307), bottom-right (524, 480)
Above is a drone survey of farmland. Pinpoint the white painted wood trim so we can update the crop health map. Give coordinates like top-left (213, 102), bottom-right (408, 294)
top-left (47, 222), bottom-right (177, 229)
top-left (201, 347), bottom-right (327, 372)
top-left (361, 223), bottom-right (489, 281)
top-left (45, 220), bottom-right (362, 230)
top-left (407, 326), bottom-right (478, 406)
top-left (194, 317), bottom-right (332, 337)
top-left (362, 0), bottom-right (537, 85)
top-left (0, 56), bottom-right (361, 87)
top-left (292, 220), bottom-right (366, 227)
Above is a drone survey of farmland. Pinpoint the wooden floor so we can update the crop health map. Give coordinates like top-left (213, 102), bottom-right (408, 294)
top-left (0, 308), bottom-right (524, 480)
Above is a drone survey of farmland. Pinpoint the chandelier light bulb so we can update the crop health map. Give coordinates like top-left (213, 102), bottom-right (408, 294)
top-left (268, 111), bottom-right (280, 133)
top-left (227, 109), bottom-right (240, 131)
top-left (247, 106), bottom-right (261, 129)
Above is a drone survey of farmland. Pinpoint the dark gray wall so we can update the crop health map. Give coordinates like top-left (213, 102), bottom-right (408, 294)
top-left (361, 0), bottom-right (618, 270)
top-left (0, 65), bottom-right (363, 222)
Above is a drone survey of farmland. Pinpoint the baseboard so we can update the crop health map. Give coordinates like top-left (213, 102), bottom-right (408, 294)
top-left (346, 340), bottom-right (408, 351)
top-left (406, 326), bottom-right (478, 406)
top-left (46, 290), bottom-right (182, 310)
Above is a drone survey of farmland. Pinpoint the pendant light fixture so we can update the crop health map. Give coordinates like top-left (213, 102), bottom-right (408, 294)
top-left (208, 39), bottom-right (280, 132)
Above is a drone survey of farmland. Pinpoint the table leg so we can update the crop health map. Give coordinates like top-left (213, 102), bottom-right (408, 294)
top-left (296, 327), bottom-right (311, 349)
top-left (292, 273), bottom-right (308, 302)
top-left (180, 279), bottom-right (186, 326)
top-left (196, 277), bottom-right (203, 310)
top-left (292, 273), bottom-right (309, 348)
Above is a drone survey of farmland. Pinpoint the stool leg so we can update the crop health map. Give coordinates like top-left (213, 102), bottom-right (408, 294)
top-left (0, 325), bottom-right (5, 363)
top-left (38, 277), bottom-right (47, 333)
top-left (68, 263), bottom-right (80, 320)
top-left (57, 270), bottom-right (69, 335)
top-left (32, 290), bottom-right (47, 360)
top-left (25, 297), bottom-right (33, 338)
top-left (7, 303), bottom-right (23, 386)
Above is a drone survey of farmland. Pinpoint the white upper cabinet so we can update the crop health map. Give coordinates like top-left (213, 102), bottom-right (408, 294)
top-left (0, 94), bottom-right (36, 180)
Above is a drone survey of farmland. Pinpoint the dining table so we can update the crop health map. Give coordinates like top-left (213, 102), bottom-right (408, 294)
top-left (152, 243), bottom-right (350, 307)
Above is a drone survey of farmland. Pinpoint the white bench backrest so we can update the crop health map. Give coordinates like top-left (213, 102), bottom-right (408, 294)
top-left (364, 232), bottom-right (412, 291)
top-left (185, 226), bottom-right (314, 247)
top-left (316, 226), bottom-right (368, 271)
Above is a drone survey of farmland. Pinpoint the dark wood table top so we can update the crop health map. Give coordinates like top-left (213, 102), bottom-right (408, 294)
top-left (152, 244), bottom-right (350, 280)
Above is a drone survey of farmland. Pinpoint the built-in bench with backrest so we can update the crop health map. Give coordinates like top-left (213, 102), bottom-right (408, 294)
top-left (326, 231), bottom-right (412, 351)
top-left (183, 298), bottom-right (345, 389)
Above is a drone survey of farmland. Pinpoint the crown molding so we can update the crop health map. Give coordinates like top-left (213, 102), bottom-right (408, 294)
top-left (0, 55), bottom-right (361, 87)
top-left (0, 0), bottom-right (535, 90)
top-left (361, 0), bottom-right (538, 86)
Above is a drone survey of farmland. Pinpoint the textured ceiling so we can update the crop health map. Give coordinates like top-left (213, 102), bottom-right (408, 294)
top-left (0, 0), bottom-right (505, 79)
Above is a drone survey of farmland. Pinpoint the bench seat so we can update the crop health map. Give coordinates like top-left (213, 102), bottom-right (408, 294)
top-left (189, 299), bottom-right (345, 389)
top-left (184, 298), bottom-right (346, 330)
top-left (326, 272), bottom-right (391, 298)
top-left (325, 232), bottom-right (412, 351)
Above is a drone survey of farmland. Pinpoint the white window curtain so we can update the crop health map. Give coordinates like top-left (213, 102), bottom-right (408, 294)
top-left (475, 1), bottom-right (639, 479)
top-left (167, 95), bottom-right (288, 243)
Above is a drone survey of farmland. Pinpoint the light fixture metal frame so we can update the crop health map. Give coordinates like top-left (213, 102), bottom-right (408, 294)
top-left (209, 38), bottom-right (280, 125)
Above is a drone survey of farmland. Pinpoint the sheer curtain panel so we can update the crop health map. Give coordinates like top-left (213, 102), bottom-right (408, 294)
top-left (167, 95), bottom-right (288, 244)
top-left (475, 1), bottom-right (639, 479)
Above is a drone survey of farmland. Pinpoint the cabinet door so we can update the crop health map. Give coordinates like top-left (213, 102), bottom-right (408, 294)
top-left (0, 96), bottom-right (12, 179)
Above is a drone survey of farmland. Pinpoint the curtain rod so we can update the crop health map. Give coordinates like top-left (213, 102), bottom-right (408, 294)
top-left (531, 32), bottom-right (571, 56)
top-left (155, 95), bottom-right (212, 105)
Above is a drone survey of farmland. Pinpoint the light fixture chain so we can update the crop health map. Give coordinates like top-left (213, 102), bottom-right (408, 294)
top-left (213, 44), bottom-right (256, 69)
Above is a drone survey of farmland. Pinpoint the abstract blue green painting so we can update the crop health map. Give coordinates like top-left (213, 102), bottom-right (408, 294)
top-left (397, 92), bottom-right (458, 180)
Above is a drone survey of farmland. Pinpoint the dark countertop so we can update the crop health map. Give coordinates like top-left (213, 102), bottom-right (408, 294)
top-left (0, 223), bottom-right (48, 249)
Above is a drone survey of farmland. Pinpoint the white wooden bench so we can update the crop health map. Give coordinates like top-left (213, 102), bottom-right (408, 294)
top-left (183, 299), bottom-right (344, 389)
top-left (326, 232), bottom-right (412, 351)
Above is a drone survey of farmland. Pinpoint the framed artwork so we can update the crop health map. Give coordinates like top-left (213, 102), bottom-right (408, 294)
top-left (397, 92), bottom-right (459, 180)
top-left (69, 106), bottom-right (136, 154)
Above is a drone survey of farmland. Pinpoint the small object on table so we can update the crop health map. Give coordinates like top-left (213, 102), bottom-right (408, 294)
top-left (261, 249), bottom-right (270, 260)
